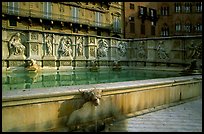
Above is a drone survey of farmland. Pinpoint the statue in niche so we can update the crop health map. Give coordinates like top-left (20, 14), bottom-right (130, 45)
top-left (9, 33), bottom-right (25, 56)
top-left (156, 41), bottom-right (169, 60)
top-left (118, 41), bottom-right (127, 57)
top-left (58, 37), bottom-right (72, 57)
top-left (45, 34), bottom-right (53, 56)
top-left (76, 36), bottom-right (83, 56)
top-left (97, 39), bottom-right (108, 57)
top-left (187, 40), bottom-right (202, 59)
top-left (137, 41), bottom-right (146, 59)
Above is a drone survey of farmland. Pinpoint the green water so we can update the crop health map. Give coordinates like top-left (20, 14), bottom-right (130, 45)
top-left (2, 69), bottom-right (185, 91)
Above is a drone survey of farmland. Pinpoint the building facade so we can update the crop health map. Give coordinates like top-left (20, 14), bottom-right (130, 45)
top-left (124, 2), bottom-right (202, 38)
top-left (2, 2), bottom-right (124, 38)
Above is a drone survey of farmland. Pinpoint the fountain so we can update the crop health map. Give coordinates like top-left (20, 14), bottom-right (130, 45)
top-left (2, 31), bottom-right (202, 132)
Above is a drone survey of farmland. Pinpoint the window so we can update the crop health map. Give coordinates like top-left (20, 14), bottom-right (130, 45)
top-left (196, 2), bottom-right (202, 12)
top-left (43, 2), bottom-right (52, 19)
top-left (175, 3), bottom-right (181, 13)
top-left (161, 24), bottom-right (169, 36)
top-left (161, 6), bottom-right (169, 16)
top-left (141, 24), bottom-right (145, 35)
top-left (113, 16), bottom-right (121, 33)
top-left (9, 19), bottom-right (17, 26)
top-left (175, 23), bottom-right (181, 32)
top-left (130, 23), bottom-right (135, 33)
top-left (195, 24), bottom-right (202, 32)
top-left (139, 6), bottom-right (146, 16)
top-left (7, 2), bottom-right (19, 15)
top-left (149, 8), bottom-right (157, 19)
top-left (72, 7), bottom-right (79, 23)
top-left (184, 3), bottom-right (192, 13)
top-left (95, 12), bottom-right (101, 27)
top-left (130, 3), bottom-right (134, 9)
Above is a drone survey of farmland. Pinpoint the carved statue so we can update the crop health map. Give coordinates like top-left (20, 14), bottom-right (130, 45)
top-left (78, 88), bottom-right (102, 106)
top-left (9, 33), bottom-right (25, 56)
top-left (76, 36), bottom-right (83, 56)
top-left (187, 40), bottom-right (202, 59)
top-left (118, 41), bottom-right (127, 57)
top-left (156, 41), bottom-right (169, 60)
top-left (45, 35), bottom-right (53, 56)
top-left (58, 37), bottom-right (72, 57)
top-left (97, 39), bottom-right (108, 58)
top-left (137, 41), bottom-right (146, 59)
top-left (25, 59), bottom-right (41, 72)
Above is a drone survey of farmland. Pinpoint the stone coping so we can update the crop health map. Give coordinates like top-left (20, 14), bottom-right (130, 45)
top-left (2, 75), bottom-right (202, 103)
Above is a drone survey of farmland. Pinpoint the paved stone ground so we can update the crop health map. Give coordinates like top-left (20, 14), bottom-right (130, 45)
top-left (103, 98), bottom-right (202, 132)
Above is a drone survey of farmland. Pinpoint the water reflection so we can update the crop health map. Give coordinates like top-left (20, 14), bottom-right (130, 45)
top-left (2, 69), bottom-right (184, 91)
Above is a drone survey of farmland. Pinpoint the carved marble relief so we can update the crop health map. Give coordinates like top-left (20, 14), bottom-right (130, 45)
top-left (76, 36), bottom-right (83, 56)
top-left (117, 41), bottom-right (127, 57)
top-left (186, 40), bottom-right (202, 59)
top-left (31, 44), bottom-right (38, 55)
top-left (90, 47), bottom-right (95, 57)
top-left (97, 39), bottom-right (108, 58)
top-left (8, 33), bottom-right (25, 56)
top-left (89, 37), bottom-right (95, 44)
top-left (45, 34), bottom-right (53, 56)
top-left (137, 41), bottom-right (146, 59)
top-left (31, 32), bottom-right (38, 40)
top-left (58, 37), bottom-right (73, 58)
top-left (156, 41), bottom-right (169, 60)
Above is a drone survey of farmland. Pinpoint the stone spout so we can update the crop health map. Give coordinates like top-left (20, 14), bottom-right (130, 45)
top-left (78, 89), bottom-right (102, 106)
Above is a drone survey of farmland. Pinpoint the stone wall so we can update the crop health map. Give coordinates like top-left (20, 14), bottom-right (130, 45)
top-left (2, 28), bottom-right (202, 72)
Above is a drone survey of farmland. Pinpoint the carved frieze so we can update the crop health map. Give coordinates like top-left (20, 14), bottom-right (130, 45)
top-left (58, 37), bottom-right (73, 58)
top-left (156, 41), bottom-right (169, 60)
top-left (186, 40), bottom-right (202, 59)
top-left (117, 41), bottom-right (127, 57)
top-left (76, 36), bottom-right (83, 56)
top-left (136, 41), bottom-right (146, 59)
top-left (45, 34), bottom-right (53, 56)
top-left (8, 33), bottom-right (26, 57)
top-left (97, 39), bottom-right (108, 58)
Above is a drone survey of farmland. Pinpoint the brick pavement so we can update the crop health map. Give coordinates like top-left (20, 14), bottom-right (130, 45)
top-left (103, 97), bottom-right (202, 132)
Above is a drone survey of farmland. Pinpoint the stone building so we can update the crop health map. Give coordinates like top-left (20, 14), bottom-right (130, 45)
top-left (2, 2), bottom-right (124, 71)
top-left (124, 2), bottom-right (202, 38)
top-left (2, 2), bottom-right (124, 37)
